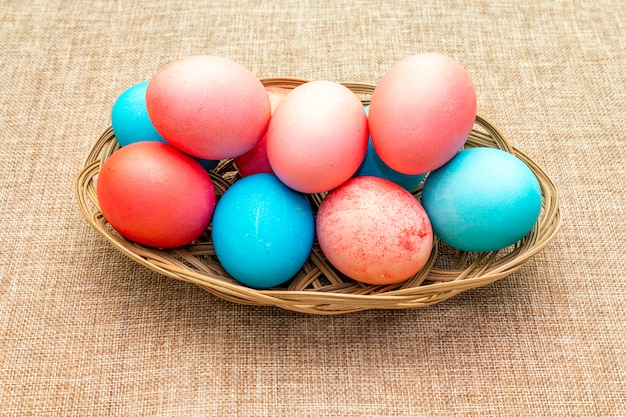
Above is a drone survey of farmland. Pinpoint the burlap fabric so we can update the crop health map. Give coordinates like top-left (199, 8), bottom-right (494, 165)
top-left (1, 1), bottom-right (624, 415)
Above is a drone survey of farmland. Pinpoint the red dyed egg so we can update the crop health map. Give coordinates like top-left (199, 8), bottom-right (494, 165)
top-left (97, 141), bottom-right (216, 248)
top-left (369, 53), bottom-right (477, 175)
top-left (146, 55), bottom-right (270, 160)
top-left (316, 176), bottom-right (433, 285)
top-left (234, 86), bottom-right (290, 177)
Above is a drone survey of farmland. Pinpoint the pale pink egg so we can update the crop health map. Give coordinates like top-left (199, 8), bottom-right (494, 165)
top-left (233, 86), bottom-right (290, 177)
top-left (266, 80), bottom-right (368, 194)
top-left (368, 53), bottom-right (477, 175)
top-left (316, 176), bottom-right (433, 285)
top-left (146, 55), bottom-right (270, 160)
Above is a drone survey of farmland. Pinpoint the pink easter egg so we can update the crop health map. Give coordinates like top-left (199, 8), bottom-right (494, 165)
top-left (368, 53), bottom-right (477, 175)
top-left (266, 80), bottom-right (368, 194)
top-left (145, 55), bottom-right (270, 160)
top-left (316, 176), bottom-right (433, 285)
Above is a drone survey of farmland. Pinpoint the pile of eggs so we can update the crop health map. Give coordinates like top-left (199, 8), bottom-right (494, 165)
top-left (98, 53), bottom-right (542, 289)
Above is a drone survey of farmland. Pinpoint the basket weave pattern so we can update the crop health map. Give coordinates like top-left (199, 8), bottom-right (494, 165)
top-left (76, 78), bottom-right (561, 314)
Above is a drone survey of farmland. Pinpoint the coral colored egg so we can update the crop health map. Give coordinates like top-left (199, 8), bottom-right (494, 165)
top-left (97, 142), bottom-right (216, 248)
top-left (211, 174), bottom-right (314, 289)
top-left (316, 176), bottom-right (433, 285)
top-left (266, 80), bottom-right (368, 194)
top-left (369, 53), bottom-right (477, 175)
top-left (145, 55), bottom-right (270, 160)
top-left (421, 147), bottom-right (542, 252)
top-left (233, 86), bottom-right (289, 177)
top-left (354, 105), bottom-right (426, 192)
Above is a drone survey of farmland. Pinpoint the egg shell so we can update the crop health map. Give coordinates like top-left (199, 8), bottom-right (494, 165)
top-left (266, 80), bottom-right (368, 194)
top-left (233, 86), bottom-right (289, 177)
top-left (354, 105), bottom-right (426, 192)
top-left (145, 55), bottom-right (271, 160)
top-left (211, 174), bottom-right (315, 289)
top-left (421, 147), bottom-right (542, 252)
top-left (111, 81), bottom-right (219, 169)
top-left (111, 80), bottom-right (167, 147)
top-left (369, 53), bottom-right (477, 175)
top-left (233, 133), bottom-right (273, 177)
top-left (316, 176), bottom-right (433, 285)
top-left (97, 141), bottom-right (216, 248)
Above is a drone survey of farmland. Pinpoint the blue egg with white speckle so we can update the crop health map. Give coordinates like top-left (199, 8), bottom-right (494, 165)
top-left (211, 174), bottom-right (314, 289)
top-left (421, 147), bottom-right (542, 252)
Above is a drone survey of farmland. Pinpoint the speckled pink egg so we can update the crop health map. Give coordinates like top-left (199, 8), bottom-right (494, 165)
top-left (266, 80), bottom-right (368, 194)
top-left (316, 176), bottom-right (433, 285)
top-left (369, 53), bottom-right (477, 175)
top-left (145, 55), bottom-right (270, 160)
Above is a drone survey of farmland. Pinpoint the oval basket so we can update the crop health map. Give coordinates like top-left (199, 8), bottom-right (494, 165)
top-left (76, 77), bottom-right (562, 314)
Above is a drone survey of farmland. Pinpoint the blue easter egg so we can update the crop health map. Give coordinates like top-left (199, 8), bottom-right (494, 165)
top-left (355, 105), bottom-right (425, 192)
top-left (111, 81), bottom-right (167, 147)
top-left (421, 147), bottom-right (542, 252)
top-left (211, 174), bottom-right (315, 288)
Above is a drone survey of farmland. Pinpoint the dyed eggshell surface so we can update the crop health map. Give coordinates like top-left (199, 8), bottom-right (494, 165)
top-left (234, 86), bottom-right (289, 177)
top-left (111, 80), bottom-right (167, 147)
top-left (146, 55), bottom-right (271, 160)
top-left (266, 80), bottom-right (368, 194)
top-left (316, 176), bottom-right (433, 285)
top-left (233, 133), bottom-right (273, 177)
top-left (421, 147), bottom-right (542, 252)
top-left (354, 105), bottom-right (426, 192)
top-left (211, 174), bottom-right (314, 289)
top-left (97, 142), bottom-right (216, 248)
top-left (369, 53), bottom-right (477, 175)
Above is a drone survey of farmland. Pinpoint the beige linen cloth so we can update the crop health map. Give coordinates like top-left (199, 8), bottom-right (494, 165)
top-left (0, 1), bottom-right (624, 415)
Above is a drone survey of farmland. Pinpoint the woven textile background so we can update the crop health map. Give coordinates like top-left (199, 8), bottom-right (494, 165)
top-left (1, 0), bottom-right (624, 415)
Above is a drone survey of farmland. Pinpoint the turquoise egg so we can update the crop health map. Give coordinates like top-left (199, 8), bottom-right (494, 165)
top-left (111, 81), bottom-right (167, 147)
top-left (112, 81), bottom-right (219, 169)
top-left (421, 147), bottom-right (542, 252)
top-left (211, 174), bottom-right (314, 289)
top-left (355, 105), bottom-right (425, 192)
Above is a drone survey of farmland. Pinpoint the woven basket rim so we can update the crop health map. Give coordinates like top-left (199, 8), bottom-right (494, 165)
top-left (76, 78), bottom-right (562, 314)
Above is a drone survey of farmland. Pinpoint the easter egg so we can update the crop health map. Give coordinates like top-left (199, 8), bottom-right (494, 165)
top-left (421, 147), bottom-right (542, 252)
top-left (233, 134), bottom-right (272, 177)
top-left (97, 141), bottom-right (216, 248)
top-left (354, 105), bottom-right (426, 192)
top-left (233, 86), bottom-right (289, 177)
top-left (369, 53), bottom-right (477, 175)
top-left (266, 80), bottom-right (368, 194)
top-left (316, 176), bottom-right (433, 285)
top-left (211, 174), bottom-right (315, 289)
top-left (145, 55), bottom-right (271, 160)
top-left (111, 80), bottom-right (167, 147)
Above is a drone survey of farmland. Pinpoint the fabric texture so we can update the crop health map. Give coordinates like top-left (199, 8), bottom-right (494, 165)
top-left (1, 0), bottom-right (624, 415)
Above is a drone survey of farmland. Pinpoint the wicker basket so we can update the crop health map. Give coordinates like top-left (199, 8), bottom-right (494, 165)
top-left (76, 77), bottom-right (562, 314)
